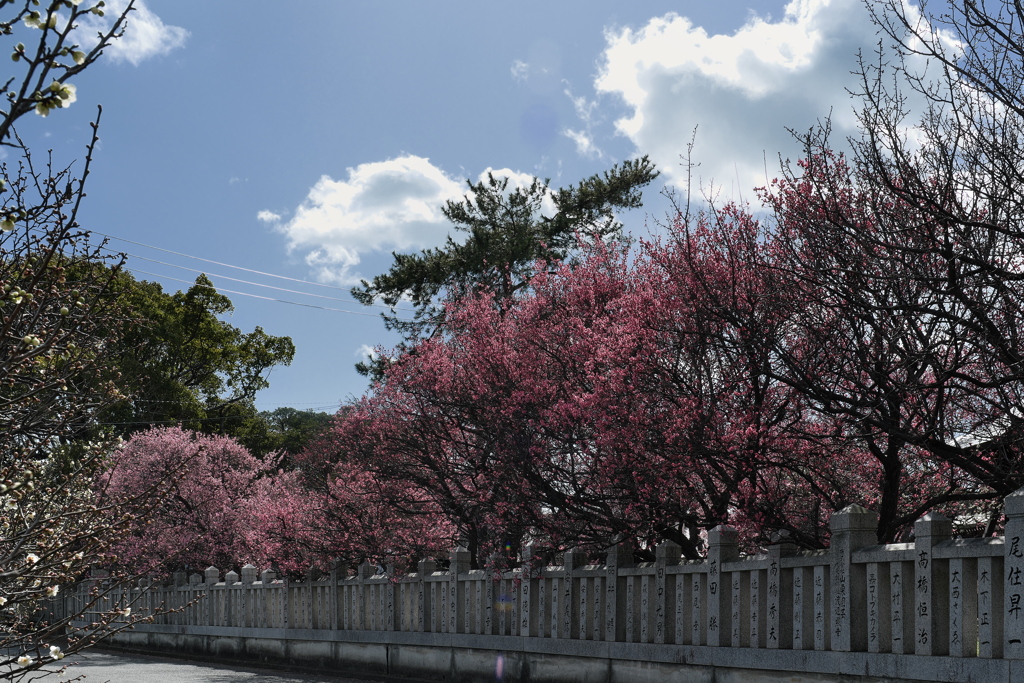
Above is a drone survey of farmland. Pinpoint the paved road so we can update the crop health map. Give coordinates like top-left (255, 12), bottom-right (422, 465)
top-left (24, 650), bottom-right (408, 683)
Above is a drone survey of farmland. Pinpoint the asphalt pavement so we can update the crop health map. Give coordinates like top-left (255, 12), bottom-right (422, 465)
top-left (22, 650), bottom-right (413, 683)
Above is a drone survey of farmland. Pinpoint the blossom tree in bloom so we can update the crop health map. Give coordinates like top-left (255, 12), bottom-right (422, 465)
top-left (254, 447), bottom-right (457, 575)
top-left (100, 427), bottom-right (277, 575)
top-left (750, 0), bottom-right (1024, 538)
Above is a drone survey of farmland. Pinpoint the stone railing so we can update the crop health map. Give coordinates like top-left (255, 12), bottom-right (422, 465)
top-left (55, 488), bottom-right (1024, 682)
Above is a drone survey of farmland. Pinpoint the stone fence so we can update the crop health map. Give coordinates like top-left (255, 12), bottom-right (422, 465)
top-left (54, 488), bottom-right (1024, 682)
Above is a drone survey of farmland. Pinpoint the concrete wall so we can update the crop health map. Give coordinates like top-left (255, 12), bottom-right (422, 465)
top-left (97, 624), bottom-right (1016, 683)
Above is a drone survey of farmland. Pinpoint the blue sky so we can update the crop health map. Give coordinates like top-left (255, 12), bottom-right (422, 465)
top-left (14, 0), bottom-right (905, 413)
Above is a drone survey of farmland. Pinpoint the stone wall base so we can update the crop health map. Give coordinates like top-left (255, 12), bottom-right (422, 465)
top-left (90, 625), bottom-right (1019, 683)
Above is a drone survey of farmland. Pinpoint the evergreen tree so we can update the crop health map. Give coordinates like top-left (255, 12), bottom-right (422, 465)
top-left (353, 157), bottom-right (658, 378)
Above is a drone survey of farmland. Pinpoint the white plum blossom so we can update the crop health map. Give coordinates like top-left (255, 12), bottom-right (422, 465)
top-left (44, 585), bottom-right (58, 597)
top-left (49, 645), bottom-right (63, 660)
top-left (25, 553), bottom-right (39, 564)
top-left (34, 81), bottom-right (77, 117)
top-left (16, 655), bottom-right (32, 667)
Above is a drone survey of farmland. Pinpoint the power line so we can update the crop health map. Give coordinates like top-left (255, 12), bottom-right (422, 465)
top-left (91, 229), bottom-right (422, 316)
top-left (92, 231), bottom-right (353, 291)
top-left (125, 267), bottom-right (411, 319)
top-left (124, 252), bottom-right (414, 311)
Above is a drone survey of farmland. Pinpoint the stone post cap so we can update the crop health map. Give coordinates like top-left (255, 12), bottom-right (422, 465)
top-left (522, 542), bottom-right (545, 564)
top-left (655, 540), bottom-right (682, 564)
top-left (172, 571), bottom-right (187, 587)
top-left (769, 530), bottom-right (798, 556)
top-left (260, 569), bottom-right (277, 584)
top-left (563, 548), bottom-right (586, 570)
top-left (1006, 486), bottom-right (1024, 517)
top-left (606, 541), bottom-right (633, 569)
top-left (189, 573), bottom-right (203, 585)
top-left (418, 558), bottom-right (437, 575)
top-left (915, 511), bottom-right (953, 539)
top-left (708, 525), bottom-right (739, 545)
top-left (204, 566), bottom-right (220, 585)
top-left (708, 525), bottom-right (739, 562)
top-left (358, 560), bottom-right (373, 579)
top-left (830, 504), bottom-right (879, 533)
top-left (306, 567), bottom-right (322, 582)
top-left (450, 546), bottom-right (471, 573)
top-left (224, 570), bottom-right (239, 584)
top-left (240, 564), bottom-right (258, 583)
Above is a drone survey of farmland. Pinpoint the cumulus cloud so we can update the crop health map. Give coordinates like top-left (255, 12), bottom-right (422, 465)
top-left (266, 157), bottom-right (556, 285)
top-left (595, 0), bottom-right (903, 197)
top-left (355, 344), bottom-right (379, 363)
top-left (74, 0), bottom-right (188, 66)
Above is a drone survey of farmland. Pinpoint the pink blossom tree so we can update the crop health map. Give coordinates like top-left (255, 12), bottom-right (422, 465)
top-left (100, 427), bottom-right (275, 575)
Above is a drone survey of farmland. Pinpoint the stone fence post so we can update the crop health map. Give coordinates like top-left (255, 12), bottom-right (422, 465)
top-left (767, 532), bottom-right (797, 649)
top-left (606, 542), bottom-right (632, 642)
top-left (418, 558), bottom-right (436, 632)
top-left (830, 504), bottom-right (877, 651)
top-left (450, 546), bottom-right (471, 634)
top-left (1004, 487), bottom-right (1024, 658)
top-left (915, 512), bottom-right (951, 656)
top-left (563, 548), bottom-right (584, 639)
top-left (655, 540), bottom-right (681, 644)
top-left (224, 571), bottom-right (238, 627)
top-left (521, 543), bottom-right (544, 637)
top-left (707, 525), bottom-right (738, 646)
top-left (330, 560), bottom-right (346, 631)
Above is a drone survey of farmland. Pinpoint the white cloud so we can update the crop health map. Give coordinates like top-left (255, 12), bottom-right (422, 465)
top-left (563, 85), bottom-right (604, 159)
top-left (563, 129), bottom-right (603, 159)
top-left (74, 0), bottom-right (188, 66)
top-left (271, 157), bottom-right (556, 285)
top-left (271, 155), bottom-right (463, 284)
top-left (355, 344), bottom-right (379, 363)
top-left (511, 59), bottom-right (530, 83)
top-left (594, 0), bottom-right (899, 197)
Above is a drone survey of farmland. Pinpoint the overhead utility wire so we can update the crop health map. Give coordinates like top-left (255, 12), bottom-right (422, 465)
top-left (89, 230), bottom-right (418, 313)
top-left (124, 252), bottom-right (414, 311)
top-left (92, 230), bottom-right (358, 293)
top-left (126, 267), bottom-right (410, 319)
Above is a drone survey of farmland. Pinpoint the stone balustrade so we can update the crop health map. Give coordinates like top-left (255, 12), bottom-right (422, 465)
top-left (55, 488), bottom-right (1024, 682)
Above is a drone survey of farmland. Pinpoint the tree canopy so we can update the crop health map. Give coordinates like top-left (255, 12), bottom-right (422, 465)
top-left (352, 157), bottom-right (658, 377)
top-left (99, 272), bottom-right (295, 441)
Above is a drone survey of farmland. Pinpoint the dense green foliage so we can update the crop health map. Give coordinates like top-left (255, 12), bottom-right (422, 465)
top-left (352, 157), bottom-right (658, 378)
top-left (99, 272), bottom-right (296, 440)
